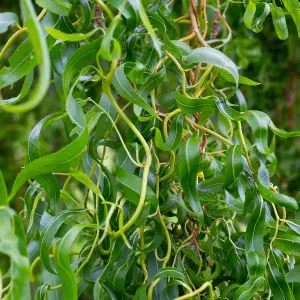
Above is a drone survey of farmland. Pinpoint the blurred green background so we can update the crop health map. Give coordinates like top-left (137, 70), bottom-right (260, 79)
top-left (1, 0), bottom-right (299, 198)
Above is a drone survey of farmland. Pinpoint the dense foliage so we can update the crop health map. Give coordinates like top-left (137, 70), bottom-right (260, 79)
top-left (1, 0), bottom-right (300, 299)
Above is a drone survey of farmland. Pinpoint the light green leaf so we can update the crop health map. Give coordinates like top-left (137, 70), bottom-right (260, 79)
top-left (39, 209), bottom-right (85, 274)
top-left (112, 64), bottom-right (155, 115)
top-left (46, 27), bottom-right (99, 41)
top-left (282, 0), bottom-right (300, 37)
top-left (286, 264), bottom-right (300, 283)
top-left (0, 12), bottom-right (19, 33)
top-left (0, 170), bottom-right (7, 206)
top-left (128, 0), bottom-right (162, 56)
top-left (36, 0), bottom-right (72, 16)
top-left (70, 169), bottom-right (101, 196)
top-left (54, 224), bottom-right (97, 300)
top-left (270, 4), bottom-right (289, 40)
top-left (274, 230), bottom-right (300, 256)
top-left (155, 113), bottom-right (184, 151)
top-left (186, 47), bottom-right (239, 89)
top-left (220, 69), bottom-right (261, 86)
top-left (2, 1), bottom-right (51, 112)
top-left (116, 166), bottom-right (158, 207)
top-left (175, 91), bottom-right (216, 114)
top-left (258, 183), bottom-right (298, 210)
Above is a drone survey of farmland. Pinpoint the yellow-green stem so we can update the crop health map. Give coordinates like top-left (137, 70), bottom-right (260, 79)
top-left (103, 61), bottom-right (152, 238)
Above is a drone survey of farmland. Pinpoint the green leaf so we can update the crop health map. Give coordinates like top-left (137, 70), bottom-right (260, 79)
top-left (109, 252), bottom-right (136, 293)
top-left (252, 3), bottom-right (270, 33)
top-left (274, 230), bottom-right (300, 256)
top-left (224, 145), bottom-right (243, 187)
top-left (8, 125), bottom-right (88, 201)
top-left (258, 183), bottom-right (298, 210)
top-left (286, 219), bottom-right (300, 235)
top-left (154, 267), bottom-right (189, 284)
top-left (175, 91), bottom-right (216, 114)
top-left (155, 113), bottom-right (184, 151)
top-left (282, 0), bottom-right (300, 37)
top-left (0, 71), bottom-right (34, 105)
top-left (0, 12), bottom-right (19, 33)
top-left (244, 2), bottom-right (256, 29)
top-left (129, 0), bottom-right (161, 56)
top-left (216, 99), bottom-right (300, 154)
top-left (139, 67), bottom-right (166, 98)
top-left (0, 170), bottom-right (7, 206)
top-left (245, 200), bottom-right (266, 278)
top-left (220, 69), bottom-right (261, 86)
top-left (233, 277), bottom-right (264, 300)
top-left (63, 38), bottom-right (102, 95)
top-left (46, 27), bottom-right (99, 41)
top-left (2, 2), bottom-right (51, 112)
top-left (98, 15), bottom-right (121, 61)
top-left (78, 0), bottom-right (91, 33)
top-left (286, 264), bottom-right (300, 283)
top-left (178, 135), bottom-right (204, 225)
top-left (0, 208), bottom-right (30, 300)
top-left (54, 224), bottom-right (97, 300)
top-left (97, 238), bottom-right (124, 284)
top-left (36, 0), bottom-right (72, 16)
top-left (70, 169), bottom-right (101, 196)
top-left (267, 250), bottom-right (294, 300)
top-left (116, 166), bottom-right (158, 207)
top-left (28, 113), bottom-right (63, 211)
top-left (112, 64), bottom-right (155, 115)
top-left (34, 284), bottom-right (48, 300)
top-left (270, 4), bottom-right (289, 40)
top-left (40, 209), bottom-right (85, 274)
top-left (186, 47), bottom-right (239, 89)
top-left (134, 285), bottom-right (147, 300)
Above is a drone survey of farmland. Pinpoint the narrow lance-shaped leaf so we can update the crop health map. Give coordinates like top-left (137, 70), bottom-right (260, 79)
top-left (251, 3), bottom-right (270, 33)
top-left (270, 3), bottom-right (288, 40)
top-left (233, 277), bottom-right (264, 300)
top-left (0, 209), bottom-right (30, 300)
top-left (36, 0), bottom-right (72, 16)
top-left (0, 71), bottom-right (34, 105)
top-left (185, 47), bottom-right (239, 89)
top-left (0, 13), bottom-right (57, 90)
top-left (54, 224), bottom-right (97, 300)
top-left (244, 2), bottom-right (256, 29)
top-left (245, 199), bottom-right (266, 278)
top-left (287, 264), bottom-right (300, 283)
top-left (224, 145), bottom-right (243, 187)
top-left (2, 0), bottom-right (51, 112)
top-left (155, 113), bottom-right (184, 151)
top-left (267, 250), bottom-right (294, 300)
top-left (175, 91), bottom-right (216, 114)
top-left (282, 0), bottom-right (300, 37)
top-left (274, 230), bottom-right (300, 257)
top-left (116, 166), bottom-right (158, 207)
top-left (28, 113), bottom-right (64, 211)
top-left (98, 15), bottom-right (121, 61)
top-left (216, 98), bottom-right (300, 154)
top-left (46, 27), bottom-right (99, 42)
top-left (112, 64), bottom-right (155, 116)
top-left (39, 209), bottom-right (86, 274)
top-left (0, 170), bottom-right (8, 206)
top-left (63, 38), bottom-right (102, 96)
top-left (128, 0), bottom-right (162, 56)
top-left (178, 135), bottom-right (204, 225)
